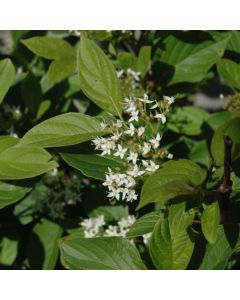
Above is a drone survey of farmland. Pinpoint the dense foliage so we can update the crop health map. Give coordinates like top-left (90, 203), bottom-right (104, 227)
top-left (0, 30), bottom-right (240, 270)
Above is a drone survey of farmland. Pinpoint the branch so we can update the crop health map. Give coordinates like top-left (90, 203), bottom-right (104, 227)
top-left (218, 136), bottom-right (233, 223)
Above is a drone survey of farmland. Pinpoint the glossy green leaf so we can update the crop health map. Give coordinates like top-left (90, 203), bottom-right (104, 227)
top-left (60, 236), bottom-right (146, 270)
top-left (48, 55), bottom-right (76, 84)
top-left (138, 159), bottom-right (206, 210)
top-left (0, 146), bottom-right (57, 180)
top-left (126, 211), bottom-right (162, 238)
top-left (0, 136), bottom-right (19, 153)
top-left (136, 46), bottom-right (151, 77)
top-left (21, 72), bottom-right (42, 116)
top-left (199, 224), bottom-right (240, 269)
top-left (78, 37), bottom-right (122, 116)
top-left (28, 218), bottom-right (63, 270)
top-left (117, 52), bottom-right (137, 70)
top-left (227, 31), bottom-right (240, 53)
top-left (21, 37), bottom-right (75, 59)
top-left (60, 153), bottom-right (125, 180)
top-left (150, 203), bottom-right (195, 270)
top-left (217, 59), bottom-right (240, 89)
top-left (168, 106), bottom-right (209, 136)
top-left (160, 35), bottom-right (229, 84)
top-left (201, 201), bottom-right (220, 244)
top-left (211, 117), bottom-right (240, 166)
top-left (19, 113), bottom-right (105, 148)
top-left (0, 58), bottom-right (15, 104)
top-left (0, 230), bottom-right (18, 266)
top-left (0, 181), bottom-right (31, 209)
top-left (206, 111), bottom-right (233, 131)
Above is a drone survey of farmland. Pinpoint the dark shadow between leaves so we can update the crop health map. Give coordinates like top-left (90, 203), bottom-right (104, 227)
top-left (27, 230), bottom-right (45, 270)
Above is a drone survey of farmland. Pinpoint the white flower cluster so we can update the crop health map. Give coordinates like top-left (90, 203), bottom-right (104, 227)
top-left (80, 214), bottom-right (151, 244)
top-left (117, 68), bottom-right (141, 89)
top-left (92, 93), bottom-right (174, 203)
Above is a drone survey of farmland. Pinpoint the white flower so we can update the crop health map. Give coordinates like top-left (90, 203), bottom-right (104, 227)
top-left (150, 102), bottom-right (158, 109)
top-left (126, 189), bottom-right (138, 202)
top-left (118, 215), bottom-right (136, 229)
top-left (139, 93), bottom-right (154, 104)
top-left (114, 120), bottom-right (123, 128)
top-left (127, 165), bottom-right (145, 177)
top-left (127, 68), bottom-right (141, 82)
top-left (100, 122), bottom-right (108, 129)
top-left (110, 132), bottom-right (122, 141)
top-left (127, 151), bottom-right (138, 164)
top-left (125, 123), bottom-right (135, 136)
top-left (142, 160), bottom-right (159, 173)
top-left (116, 69), bottom-right (124, 78)
top-left (137, 126), bottom-right (145, 136)
top-left (163, 95), bottom-right (175, 105)
top-left (143, 232), bottom-right (152, 244)
top-left (129, 109), bottom-right (139, 122)
top-left (154, 113), bottom-right (166, 124)
top-left (114, 144), bottom-right (128, 159)
top-left (104, 225), bottom-right (121, 237)
top-left (167, 153), bottom-right (173, 159)
top-left (48, 168), bottom-right (58, 177)
top-left (107, 188), bottom-right (121, 200)
top-left (149, 133), bottom-right (162, 149)
top-left (84, 228), bottom-right (98, 238)
top-left (142, 142), bottom-right (151, 155)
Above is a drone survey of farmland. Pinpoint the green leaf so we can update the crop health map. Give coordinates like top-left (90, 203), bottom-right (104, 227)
top-left (78, 37), bottom-right (122, 116)
top-left (201, 201), bottom-right (220, 244)
top-left (0, 146), bottom-right (57, 180)
top-left (48, 55), bottom-right (76, 84)
top-left (28, 218), bottom-right (63, 270)
top-left (117, 52), bottom-right (137, 70)
top-left (0, 229), bottom-right (18, 266)
top-left (159, 35), bottom-right (229, 84)
top-left (168, 106), bottom-right (209, 136)
top-left (35, 99), bottom-right (51, 120)
top-left (217, 59), bottom-right (240, 89)
top-left (206, 111), bottom-right (233, 131)
top-left (21, 37), bottom-right (75, 60)
top-left (0, 136), bottom-right (19, 153)
top-left (211, 117), bottom-right (240, 166)
top-left (0, 58), bottom-right (15, 104)
top-left (19, 112), bottom-right (105, 148)
top-left (60, 153), bottom-right (125, 180)
top-left (60, 236), bottom-right (146, 270)
top-left (150, 203), bottom-right (195, 270)
top-left (89, 205), bottom-right (129, 223)
top-left (0, 181), bottom-right (31, 209)
top-left (21, 72), bottom-right (42, 116)
top-left (136, 46), bottom-right (151, 77)
top-left (188, 140), bottom-right (211, 168)
top-left (227, 31), bottom-right (240, 53)
top-left (199, 224), bottom-right (240, 269)
top-left (138, 159), bottom-right (206, 210)
top-left (126, 211), bottom-right (162, 238)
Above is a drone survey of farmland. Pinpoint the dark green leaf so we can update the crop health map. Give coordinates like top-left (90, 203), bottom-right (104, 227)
top-left (211, 117), bottom-right (240, 166)
top-left (19, 113), bottom-right (105, 148)
top-left (201, 201), bottom-right (220, 244)
top-left (78, 37), bottom-right (122, 116)
top-left (138, 159), bottom-right (206, 210)
top-left (0, 58), bottom-right (15, 104)
top-left (60, 236), bottom-right (146, 270)
top-left (0, 146), bottom-right (57, 180)
top-left (28, 218), bottom-right (63, 270)
top-left (136, 46), bottom-right (151, 77)
top-left (0, 181), bottom-right (31, 209)
top-left (150, 202), bottom-right (195, 270)
top-left (217, 59), bottom-right (240, 89)
top-left (60, 153), bottom-right (125, 180)
top-left (126, 211), bottom-right (162, 238)
top-left (159, 35), bottom-right (229, 84)
top-left (21, 37), bottom-right (75, 59)
top-left (168, 106), bottom-right (209, 136)
top-left (48, 55), bottom-right (76, 84)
